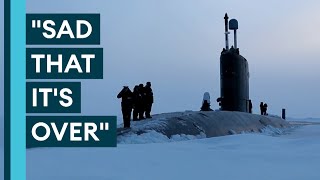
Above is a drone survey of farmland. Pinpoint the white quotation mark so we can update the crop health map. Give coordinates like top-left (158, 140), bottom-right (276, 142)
top-left (31, 20), bottom-right (42, 28)
top-left (99, 122), bottom-right (109, 131)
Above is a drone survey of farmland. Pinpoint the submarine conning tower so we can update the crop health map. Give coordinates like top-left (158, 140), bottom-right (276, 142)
top-left (219, 13), bottom-right (250, 112)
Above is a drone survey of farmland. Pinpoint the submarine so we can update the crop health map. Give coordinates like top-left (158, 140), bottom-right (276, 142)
top-left (117, 14), bottom-right (289, 139)
top-left (218, 13), bottom-right (250, 112)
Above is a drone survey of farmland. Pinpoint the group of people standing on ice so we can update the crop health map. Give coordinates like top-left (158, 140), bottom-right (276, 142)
top-left (117, 82), bottom-right (154, 128)
top-left (260, 102), bottom-right (268, 115)
top-left (200, 92), bottom-right (269, 115)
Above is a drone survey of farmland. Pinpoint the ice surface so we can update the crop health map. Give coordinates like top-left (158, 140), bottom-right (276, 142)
top-left (118, 130), bottom-right (206, 144)
top-left (27, 119), bottom-right (320, 180)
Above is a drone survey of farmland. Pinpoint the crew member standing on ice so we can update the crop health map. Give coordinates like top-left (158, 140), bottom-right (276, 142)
top-left (249, 100), bottom-right (253, 113)
top-left (117, 86), bottom-right (133, 128)
top-left (138, 84), bottom-right (146, 119)
top-left (144, 82), bottom-right (154, 118)
top-left (132, 85), bottom-right (143, 121)
top-left (263, 103), bottom-right (268, 115)
top-left (260, 102), bottom-right (264, 115)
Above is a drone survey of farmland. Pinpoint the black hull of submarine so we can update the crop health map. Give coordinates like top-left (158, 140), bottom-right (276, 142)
top-left (220, 48), bottom-right (249, 112)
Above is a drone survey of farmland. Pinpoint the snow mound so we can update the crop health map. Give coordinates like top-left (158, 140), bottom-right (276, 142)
top-left (118, 130), bottom-right (206, 144)
top-left (117, 111), bottom-right (291, 144)
top-left (259, 125), bottom-right (299, 136)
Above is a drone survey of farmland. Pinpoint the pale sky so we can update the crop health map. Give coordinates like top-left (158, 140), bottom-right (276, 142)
top-left (24, 0), bottom-right (320, 119)
top-left (1, 1), bottom-right (320, 141)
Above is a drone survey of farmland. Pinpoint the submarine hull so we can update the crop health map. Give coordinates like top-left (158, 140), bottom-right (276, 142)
top-left (117, 111), bottom-right (291, 141)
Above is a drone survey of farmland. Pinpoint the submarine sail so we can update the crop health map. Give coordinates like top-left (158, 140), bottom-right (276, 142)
top-left (219, 13), bottom-right (250, 112)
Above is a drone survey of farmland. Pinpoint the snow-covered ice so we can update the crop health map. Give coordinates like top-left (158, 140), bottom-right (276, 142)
top-left (118, 130), bottom-right (206, 144)
top-left (27, 118), bottom-right (320, 180)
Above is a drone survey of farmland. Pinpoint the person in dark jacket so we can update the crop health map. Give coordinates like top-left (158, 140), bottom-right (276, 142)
top-left (263, 103), bottom-right (268, 115)
top-left (144, 82), bottom-right (154, 118)
top-left (132, 85), bottom-right (144, 120)
top-left (249, 100), bottom-right (253, 113)
top-left (117, 86), bottom-right (133, 128)
top-left (137, 84), bottom-right (146, 119)
top-left (260, 102), bottom-right (264, 115)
